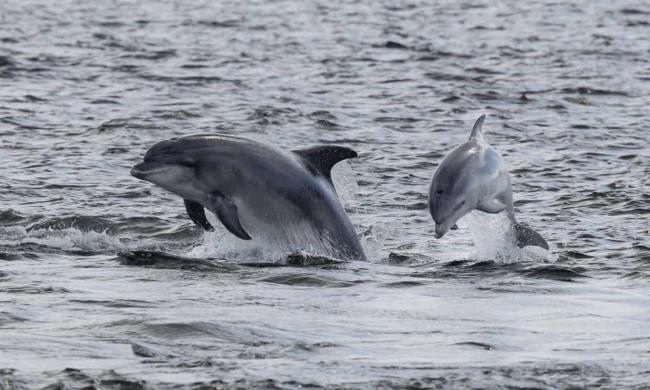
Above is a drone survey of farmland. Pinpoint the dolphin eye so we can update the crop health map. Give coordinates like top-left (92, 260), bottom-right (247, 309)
top-left (178, 160), bottom-right (195, 168)
top-left (436, 190), bottom-right (443, 194)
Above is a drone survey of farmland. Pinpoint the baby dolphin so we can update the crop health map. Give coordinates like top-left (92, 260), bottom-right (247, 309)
top-left (131, 134), bottom-right (366, 260)
top-left (428, 115), bottom-right (548, 250)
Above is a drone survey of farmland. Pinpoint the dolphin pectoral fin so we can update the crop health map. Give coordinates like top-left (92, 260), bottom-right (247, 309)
top-left (477, 199), bottom-right (506, 214)
top-left (514, 223), bottom-right (549, 250)
top-left (292, 146), bottom-right (358, 182)
top-left (208, 193), bottom-right (252, 240)
top-left (184, 199), bottom-right (214, 231)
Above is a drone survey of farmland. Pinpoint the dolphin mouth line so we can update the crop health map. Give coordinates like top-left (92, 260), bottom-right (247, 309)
top-left (131, 162), bottom-right (170, 179)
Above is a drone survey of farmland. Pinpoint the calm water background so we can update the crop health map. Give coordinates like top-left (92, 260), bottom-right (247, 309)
top-left (1, 0), bottom-right (649, 388)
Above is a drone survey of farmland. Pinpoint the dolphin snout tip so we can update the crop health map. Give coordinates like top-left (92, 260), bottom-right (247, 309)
top-left (435, 224), bottom-right (447, 239)
top-left (130, 163), bottom-right (147, 179)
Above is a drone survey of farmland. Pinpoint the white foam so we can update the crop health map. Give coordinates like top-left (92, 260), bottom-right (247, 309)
top-left (359, 223), bottom-right (389, 261)
top-left (463, 212), bottom-right (554, 263)
top-left (333, 160), bottom-right (387, 260)
top-left (0, 226), bottom-right (125, 252)
top-left (332, 160), bottom-right (359, 209)
top-left (186, 227), bottom-right (335, 262)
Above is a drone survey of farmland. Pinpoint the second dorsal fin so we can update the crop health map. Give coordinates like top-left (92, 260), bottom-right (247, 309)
top-left (293, 146), bottom-right (358, 180)
top-left (469, 114), bottom-right (486, 140)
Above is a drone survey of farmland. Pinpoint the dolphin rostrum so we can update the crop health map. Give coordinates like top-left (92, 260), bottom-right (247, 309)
top-left (131, 134), bottom-right (366, 260)
top-left (428, 115), bottom-right (548, 250)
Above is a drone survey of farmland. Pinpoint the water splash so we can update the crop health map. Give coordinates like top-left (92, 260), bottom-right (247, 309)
top-left (0, 226), bottom-right (124, 253)
top-left (359, 223), bottom-right (389, 261)
top-left (463, 212), bottom-right (553, 263)
top-left (333, 159), bottom-right (387, 260)
top-left (463, 212), bottom-right (523, 263)
top-left (185, 213), bottom-right (345, 262)
top-left (332, 160), bottom-right (359, 209)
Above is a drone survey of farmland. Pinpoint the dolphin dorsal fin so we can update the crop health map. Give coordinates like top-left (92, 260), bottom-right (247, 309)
top-left (293, 146), bottom-right (358, 181)
top-left (469, 114), bottom-right (486, 140)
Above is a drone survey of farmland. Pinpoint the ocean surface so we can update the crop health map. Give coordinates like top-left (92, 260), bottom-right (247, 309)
top-left (1, 0), bottom-right (649, 388)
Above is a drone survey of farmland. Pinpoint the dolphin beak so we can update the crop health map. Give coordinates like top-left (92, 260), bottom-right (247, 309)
top-left (131, 162), bottom-right (161, 180)
top-left (130, 163), bottom-right (147, 179)
top-left (435, 224), bottom-right (447, 239)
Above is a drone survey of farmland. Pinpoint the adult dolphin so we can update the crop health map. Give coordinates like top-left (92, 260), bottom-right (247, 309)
top-left (131, 134), bottom-right (366, 260)
top-left (428, 115), bottom-right (548, 250)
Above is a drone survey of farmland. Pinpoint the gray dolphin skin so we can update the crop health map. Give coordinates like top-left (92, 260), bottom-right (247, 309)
top-left (428, 115), bottom-right (549, 250)
top-left (131, 134), bottom-right (366, 260)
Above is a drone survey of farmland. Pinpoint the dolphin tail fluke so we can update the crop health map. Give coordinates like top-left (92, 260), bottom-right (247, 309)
top-left (184, 199), bottom-right (214, 231)
top-left (514, 223), bottom-right (549, 250)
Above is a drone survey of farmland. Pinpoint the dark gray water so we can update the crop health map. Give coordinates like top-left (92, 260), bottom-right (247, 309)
top-left (1, 0), bottom-right (649, 388)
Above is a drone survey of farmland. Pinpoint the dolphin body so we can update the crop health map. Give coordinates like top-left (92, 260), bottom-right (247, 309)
top-left (428, 115), bottom-right (548, 250)
top-left (131, 134), bottom-right (366, 260)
